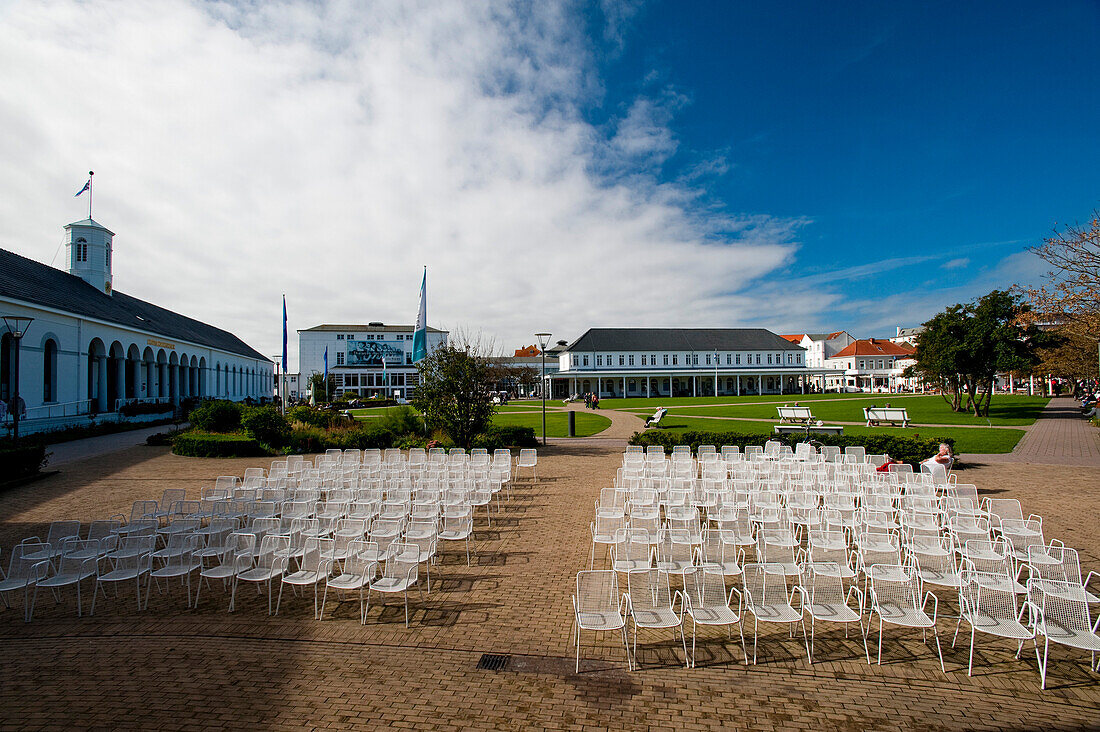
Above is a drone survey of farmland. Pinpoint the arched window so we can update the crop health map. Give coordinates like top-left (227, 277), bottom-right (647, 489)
top-left (43, 339), bottom-right (58, 402)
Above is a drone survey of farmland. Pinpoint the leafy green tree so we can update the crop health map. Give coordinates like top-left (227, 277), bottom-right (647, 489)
top-left (411, 344), bottom-right (496, 448)
top-left (308, 373), bottom-right (336, 403)
top-left (908, 290), bottom-right (1049, 416)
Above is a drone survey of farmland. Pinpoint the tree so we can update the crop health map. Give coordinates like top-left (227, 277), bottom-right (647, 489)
top-left (1034, 327), bottom-right (1099, 380)
top-left (907, 290), bottom-right (1047, 416)
top-left (308, 372), bottom-right (336, 403)
top-left (1022, 211), bottom-right (1100, 342)
top-left (411, 343), bottom-right (496, 448)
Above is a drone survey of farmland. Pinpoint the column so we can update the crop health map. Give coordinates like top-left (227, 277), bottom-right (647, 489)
top-left (114, 357), bottom-right (125, 408)
top-left (692, 375), bottom-right (697, 397)
top-left (96, 356), bottom-right (108, 412)
top-left (646, 376), bottom-right (650, 398)
top-left (758, 375), bottom-right (763, 396)
top-left (131, 359), bottom-right (142, 398)
top-left (737, 375), bottom-right (741, 396)
top-left (159, 363), bottom-right (167, 398)
top-left (779, 374), bottom-right (784, 395)
top-left (146, 362), bottom-right (155, 398)
top-left (170, 364), bottom-right (179, 405)
top-left (622, 376), bottom-right (626, 398)
top-left (714, 372), bottom-right (718, 397)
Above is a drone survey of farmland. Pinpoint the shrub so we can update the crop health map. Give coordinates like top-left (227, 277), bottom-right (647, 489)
top-left (376, 406), bottom-right (423, 436)
top-left (288, 405), bottom-right (339, 429)
top-left (172, 431), bottom-right (266, 458)
top-left (188, 400), bottom-right (242, 433)
top-left (241, 406), bottom-right (291, 448)
top-left (628, 430), bottom-right (954, 467)
top-left (471, 425), bottom-right (538, 451)
top-left (119, 401), bottom-right (175, 417)
top-left (0, 442), bottom-right (49, 481)
top-left (145, 431), bottom-right (176, 446)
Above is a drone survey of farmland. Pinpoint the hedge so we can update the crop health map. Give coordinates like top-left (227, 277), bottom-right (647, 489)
top-left (172, 431), bottom-right (266, 458)
top-left (628, 430), bottom-right (955, 467)
top-left (188, 400), bottom-right (242, 433)
top-left (0, 442), bottom-right (49, 482)
top-left (471, 425), bottom-right (538, 450)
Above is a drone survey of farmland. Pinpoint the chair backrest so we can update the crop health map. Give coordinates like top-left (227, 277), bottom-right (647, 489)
top-left (255, 534), bottom-right (290, 571)
top-left (742, 563), bottom-right (790, 609)
top-left (801, 561), bottom-right (847, 607)
top-left (1027, 578), bottom-right (1093, 635)
top-left (130, 501), bottom-right (159, 522)
top-left (575, 569), bottom-right (620, 616)
top-left (870, 564), bottom-right (920, 611)
top-left (987, 498), bottom-right (1025, 527)
top-left (626, 568), bottom-right (672, 613)
top-left (383, 543), bottom-right (420, 582)
top-left (682, 566), bottom-right (728, 610)
top-left (7, 543), bottom-right (50, 580)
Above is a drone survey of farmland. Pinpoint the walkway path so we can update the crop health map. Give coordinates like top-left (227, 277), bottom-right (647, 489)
top-left (46, 424), bottom-right (179, 468)
top-left (970, 397), bottom-right (1100, 467)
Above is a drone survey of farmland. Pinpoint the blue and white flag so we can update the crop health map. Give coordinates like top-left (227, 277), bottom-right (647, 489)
top-left (281, 295), bottom-right (288, 373)
top-left (323, 346), bottom-right (329, 390)
top-left (74, 179), bottom-right (90, 197)
top-left (412, 267), bottom-right (427, 362)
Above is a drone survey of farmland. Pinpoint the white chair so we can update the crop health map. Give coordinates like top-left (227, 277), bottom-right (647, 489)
top-left (438, 509), bottom-right (475, 566)
top-left (516, 448), bottom-right (538, 483)
top-left (796, 562), bottom-right (868, 665)
top-left (624, 569), bottom-right (688, 669)
top-left (148, 534), bottom-right (203, 609)
top-left (92, 536), bottom-right (156, 615)
top-left (20, 521), bottom-right (81, 566)
top-left (277, 537), bottom-right (334, 619)
top-left (232, 534), bottom-right (290, 615)
top-left (36, 539), bottom-right (102, 618)
top-left (1030, 546), bottom-right (1099, 604)
top-left (953, 569), bottom-right (1033, 676)
top-left (195, 533), bottom-right (255, 609)
top-left (322, 539), bottom-right (377, 624)
top-left (0, 543), bottom-right (51, 621)
top-left (610, 529), bottom-right (653, 574)
top-left (572, 569), bottom-right (630, 671)
top-left (1026, 578), bottom-right (1100, 689)
top-left (368, 542), bottom-right (422, 627)
top-left (741, 563), bottom-right (803, 664)
top-left (868, 564), bottom-right (945, 673)
top-left (680, 566), bottom-right (746, 667)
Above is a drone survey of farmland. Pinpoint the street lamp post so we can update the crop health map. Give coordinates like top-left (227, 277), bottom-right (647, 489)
top-left (3, 316), bottom-right (34, 446)
top-left (271, 355), bottom-right (282, 413)
top-left (535, 332), bottom-right (552, 447)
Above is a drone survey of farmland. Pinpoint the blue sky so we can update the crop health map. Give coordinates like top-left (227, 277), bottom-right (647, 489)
top-left (0, 1), bottom-right (1097, 365)
top-left (583, 0), bottom-right (1100, 329)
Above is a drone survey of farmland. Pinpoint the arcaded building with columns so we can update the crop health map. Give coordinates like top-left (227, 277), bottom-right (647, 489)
top-left (0, 216), bottom-right (271, 434)
top-left (550, 327), bottom-right (816, 399)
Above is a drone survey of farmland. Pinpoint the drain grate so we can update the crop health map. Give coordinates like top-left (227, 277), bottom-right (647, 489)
top-left (476, 653), bottom-right (511, 671)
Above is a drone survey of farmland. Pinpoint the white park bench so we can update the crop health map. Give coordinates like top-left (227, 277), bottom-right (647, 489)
top-left (864, 407), bottom-right (910, 427)
top-left (645, 408), bottom-right (667, 429)
top-left (776, 405), bottom-right (814, 424)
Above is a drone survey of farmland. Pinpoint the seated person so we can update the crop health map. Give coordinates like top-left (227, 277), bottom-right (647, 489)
top-left (645, 407), bottom-right (665, 427)
top-left (920, 442), bottom-right (954, 473)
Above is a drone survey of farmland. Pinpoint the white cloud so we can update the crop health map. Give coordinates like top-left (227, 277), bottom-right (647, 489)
top-left (941, 257), bottom-right (970, 270)
top-left (0, 0), bottom-right (804, 370)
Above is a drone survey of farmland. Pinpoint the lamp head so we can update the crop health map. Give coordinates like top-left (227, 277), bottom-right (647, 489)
top-left (534, 332), bottom-right (552, 349)
top-left (1, 316), bottom-right (34, 339)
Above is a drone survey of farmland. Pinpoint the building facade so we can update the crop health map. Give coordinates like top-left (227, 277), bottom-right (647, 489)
top-left (780, 331), bottom-right (856, 369)
top-left (822, 338), bottom-right (916, 392)
top-left (549, 328), bottom-right (813, 399)
top-left (298, 323), bottom-right (448, 400)
top-left (0, 217), bottom-right (273, 434)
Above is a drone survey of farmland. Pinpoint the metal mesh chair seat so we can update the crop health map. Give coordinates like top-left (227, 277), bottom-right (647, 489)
top-left (577, 609), bottom-right (626, 631)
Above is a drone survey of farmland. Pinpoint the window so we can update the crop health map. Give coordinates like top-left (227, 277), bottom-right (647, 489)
top-left (692, 354), bottom-right (698, 366)
top-left (663, 354), bottom-right (669, 365)
top-left (735, 354), bottom-right (741, 365)
top-left (596, 355), bottom-right (603, 366)
top-left (641, 355), bottom-right (647, 366)
top-left (336, 351), bottom-right (345, 365)
top-left (755, 354), bottom-right (761, 365)
top-left (571, 354), bottom-right (577, 367)
top-left (726, 353), bottom-right (732, 365)
top-left (43, 339), bottom-right (58, 402)
top-left (859, 360), bottom-right (866, 369)
top-left (618, 355), bottom-right (624, 366)
top-left (347, 334), bottom-right (355, 340)
top-left (797, 354), bottom-right (802, 364)
top-left (337, 334), bottom-right (344, 340)
top-left (628, 355), bottom-right (634, 366)
top-left (767, 354), bottom-right (773, 365)
top-left (345, 374), bottom-right (359, 387)
top-left (705, 354), bottom-right (711, 366)
top-left (106, 248), bottom-right (110, 267)
top-left (672, 355), bottom-right (678, 365)
top-left (787, 354), bottom-right (792, 364)
top-left (583, 355), bottom-right (589, 366)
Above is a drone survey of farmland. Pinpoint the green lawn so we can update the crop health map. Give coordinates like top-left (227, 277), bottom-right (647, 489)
top-left (635, 395), bottom-right (1047, 427)
top-left (348, 406), bottom-right (407, 418)
top-left (491, 411), bottom-right (612, 437)
top-left (650, 416), bottom-right (1025, 454)
top-left (592, 393), bottom-right (894, 409)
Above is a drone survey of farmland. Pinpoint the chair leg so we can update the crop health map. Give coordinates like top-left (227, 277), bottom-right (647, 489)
top-left (933, 626), bottom-right (945, 674)
top-left (275, 581), bottom-right (284, 616)
top-left (968, 626), bottom-right (976, 676)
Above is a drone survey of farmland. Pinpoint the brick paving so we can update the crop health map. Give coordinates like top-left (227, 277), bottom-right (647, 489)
top-left (1, 438), bottom-right (1098, 729)
top-left (989, 397), bottom-right (1100, 467)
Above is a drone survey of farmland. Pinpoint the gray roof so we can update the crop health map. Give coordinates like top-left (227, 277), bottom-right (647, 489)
top-left (300, 323), bottom-right (446, 333)
top-left (564, 328), bottom-right (805, 352)
top-left (0, 247), bottom-right (268, 361)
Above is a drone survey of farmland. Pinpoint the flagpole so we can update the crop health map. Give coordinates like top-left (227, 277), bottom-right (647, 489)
top-left (87, 171), bottom-right (94, 219)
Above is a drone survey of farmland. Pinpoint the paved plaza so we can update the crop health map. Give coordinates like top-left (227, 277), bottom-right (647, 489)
top-left (1, 413), bottom-right (1099, 730)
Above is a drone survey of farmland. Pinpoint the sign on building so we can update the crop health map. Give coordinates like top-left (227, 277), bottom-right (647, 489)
top-left (346, 340), bottom-right (404, 366)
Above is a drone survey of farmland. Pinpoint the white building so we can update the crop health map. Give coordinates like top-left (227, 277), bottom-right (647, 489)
top-left (0, 217), bottom-right (273, 435)
top-left (780, 331), bottom-right (856, 369)
top-left (891, 325), bottom-right (924, 346)
top-left (298, 323), bottom-right (448, 400)
top-left (822, 338), bottom-right (916, 392)
top-left (549, 328), bottom-right (814, 399)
